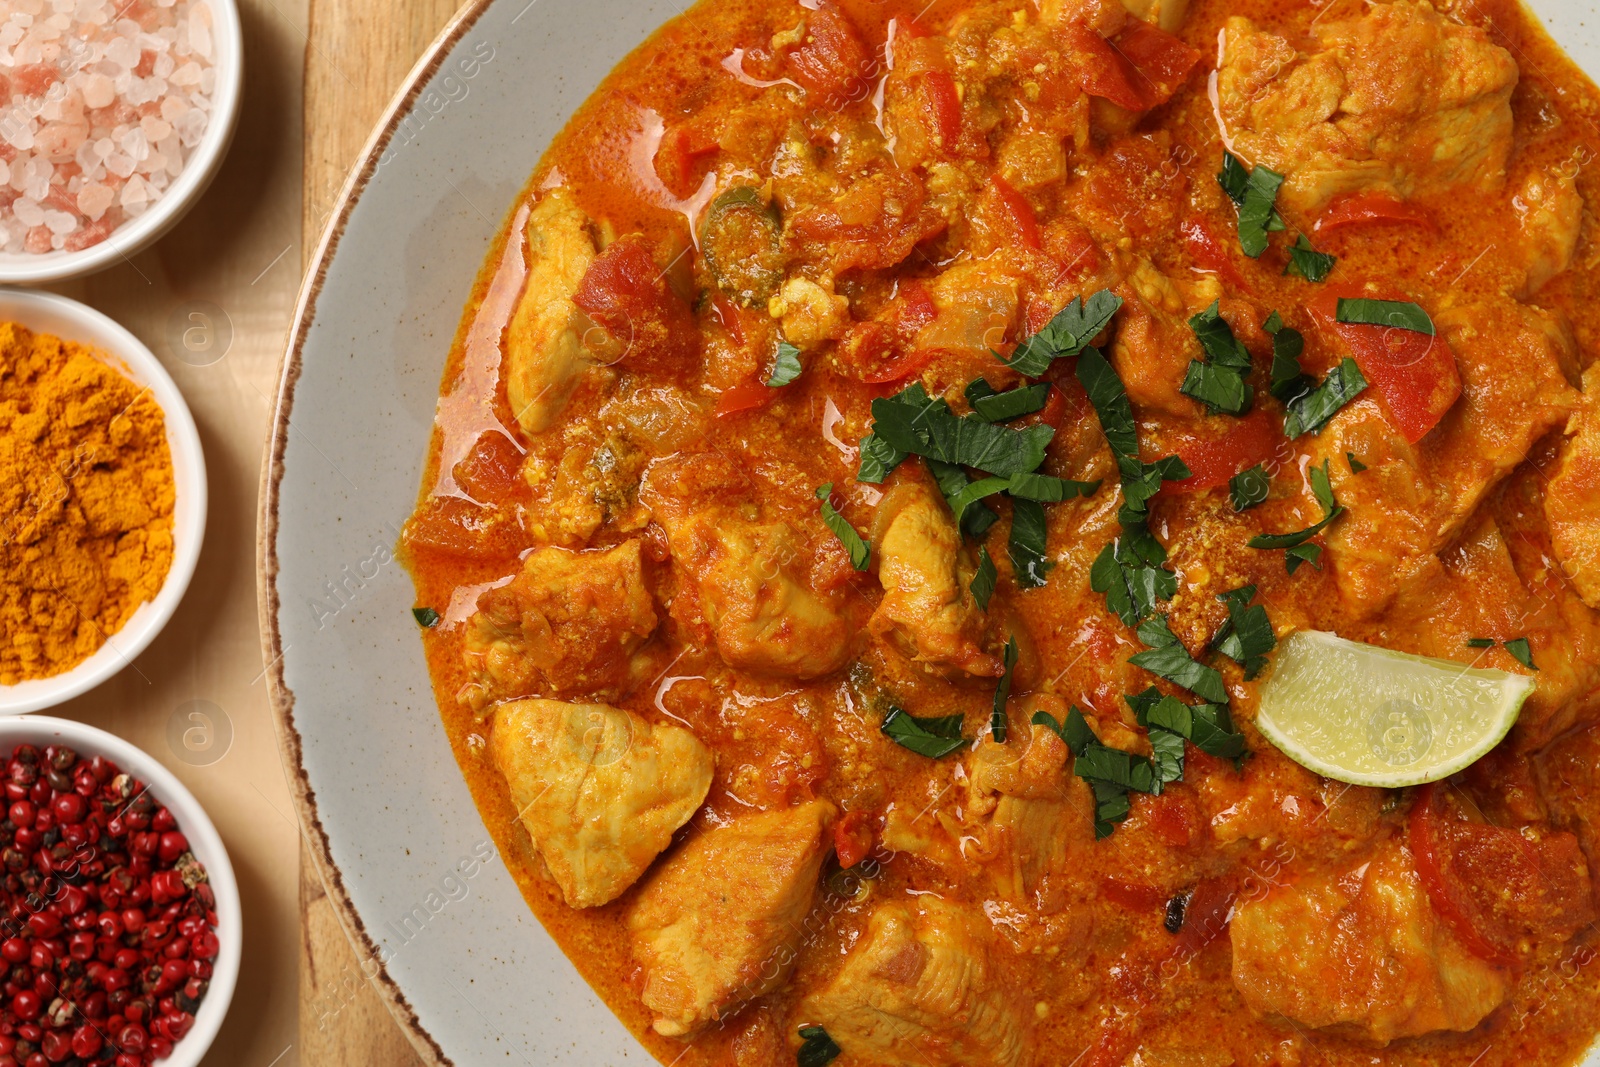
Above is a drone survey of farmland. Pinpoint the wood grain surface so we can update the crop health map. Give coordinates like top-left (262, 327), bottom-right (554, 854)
top-left (34, 0), bottom-right (313, 1063)
top-left (297, 0), bottom-right (464, 1064)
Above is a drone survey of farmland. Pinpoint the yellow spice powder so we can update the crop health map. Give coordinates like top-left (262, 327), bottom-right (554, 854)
top-left (0, 321), bottom-right (176, 685)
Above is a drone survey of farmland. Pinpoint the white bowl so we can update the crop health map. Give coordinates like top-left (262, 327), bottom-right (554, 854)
top-left (0, 288), bottom-right (207, 714)
top-left (0, 715), bottom-right (241, 1065)
top-left (0, 0), bottom-right (244, 285)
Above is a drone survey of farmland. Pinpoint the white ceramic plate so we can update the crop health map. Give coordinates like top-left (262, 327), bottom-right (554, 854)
top-left (260, 1), bottom-right (1600, 1063)
top-left (0, 288), bottom-right (207, 714)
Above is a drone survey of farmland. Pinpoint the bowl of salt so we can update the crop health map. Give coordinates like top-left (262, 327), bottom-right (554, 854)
top-left (0, 0), bottom-right (242, 284)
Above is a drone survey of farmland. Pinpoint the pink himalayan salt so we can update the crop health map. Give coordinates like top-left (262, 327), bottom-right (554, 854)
top-left (0, 0), bottom-right (218, 255)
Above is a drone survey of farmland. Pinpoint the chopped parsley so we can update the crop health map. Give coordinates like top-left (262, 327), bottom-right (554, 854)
top-left (411, 606), bottom-right (440, 628)
top-left (880, 707), bottom-right (967, 759)
top-left (1212, 585), bottom-right (1275, 680)
top-left (928, 458), bottom-right (999, 539)
top-left (1217, 151), bottom-right (1286, 259)
top-left (1283, 358), bottom-right (1368, 438)
top-left (1229, 465), bottom-right (1270, 511)
top-left (1284, 234), bottom-right (1336, 282)
top-left (1128, 615), bottom-right (1229, 704)
top-left (797, 1026), bottom-right (842, 1067)
top-left (1008, 498), bottom-right (1055, 589)
top-left (1465, 636), bottom-right (1537, 670)
top-left (1347, 451), bottom-right (1367, 473)
top-left (869, 385), bottom-right (1054, 477)
top-left (966, 379), bottom-right (1049, 422)
top-left (816, 483), bottom-right (871, 570)
top-left (992, 636), bottom-right (1019, 742)
top-left (1001, 290), bottom-right (1123, 377)
top-left (1335, 297), bottom-right (1435, 336)
top-left (766, 340), bottom-right (803, 386)
top-left (1180, 301), bottom-right (1253, 416)
top-left (971, 546), bottom-right (998, 610)
top-left (1247, 459), bottom-right (1343, 572)
top-left (1264, 311), bottom-right (1312, 404)
top-left (1091, 530), bottom-right (1178, 628)
top-left (1505, 637), bottom-right (1537, 670)
top-left (1034, 704), bottom-right (1097, 754)
top-left (1076, 347), bottom-right (1139, 463)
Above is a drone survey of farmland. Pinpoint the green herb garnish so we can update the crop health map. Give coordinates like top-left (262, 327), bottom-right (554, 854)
top-left (1001, 290), bottom-right (1123, 378)
top-left (1230, 465), bottom-right (1270, 511)
top-left (1179, 301), bottom-right (1254, 415)
top-left (1128, 615), bottom-right (1229, 703)
top-left (1264, 311), bottom-right (1312, 404)
top-left (1505, 637), bottom-right (1537, 670)
top-left (1335, 297), bottom-right (1434, 336)
top-left (1212, 585), bottom-right (1275, 680)
top-left (411, 607), bottom-right (440, 628)
top-left (1283, 358), bottom-right (1368, 438)
top-left (766, 340), bottom-right (803, 386)
top-left (1284, 234), bottom-right (1336, 282)
top-left (1347, 452), bottom-right (1367, 473)
top-left (816, 483), bottom-right (871, 570)
top-left (1248, 459), bottom-right (1343, 571)
top-left (880, 708), bottom-right (967, 759)
top-left (927, 458), bottom-right (999, 538)
top-left (992, 636), bottom-right (1018, 742)
top-left (1465, 637), bottom-right (1496, 649)
top-left (797, 1025), bottom-right (842, 1067)
top-left (869, 389), bottom-right (1054, 477)
top-left (1008, 498), bottom-right (1055, 589)
top-left (971, 545), bottom-right (997, 611)
top-left (967, 379), bottom-right (1049, 422)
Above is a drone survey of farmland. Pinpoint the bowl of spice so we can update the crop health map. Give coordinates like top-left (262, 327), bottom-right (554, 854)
top-left (0, 0), bottom-right (244, 284)
top-left (0, 288), bottom-right (206, 715)
top-left (0, 715), bottom-right (239, 1066)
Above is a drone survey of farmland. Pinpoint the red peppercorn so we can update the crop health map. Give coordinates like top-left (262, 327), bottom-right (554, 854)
top-left (67, 1026), bottom-right (98, 1059)
top-left (10, 993), bottom-right (37, 1021)
top-left (47, 797), bottom-right (81, 828)
top-left (0, 941), bottom-right (24, 966)
top-left (36, 1031), bottom-right (67, 1064)
top-left (22, 915), bottom-right (55, 940)
top-left (99, 968), bottom-right (129, 994)
top-left (5, 806), bottom-right (30, 831)
top-left (24, 1054), bottom-right (43, 1067)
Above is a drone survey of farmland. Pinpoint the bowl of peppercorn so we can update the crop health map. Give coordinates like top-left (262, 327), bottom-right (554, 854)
top-left (0, 717), bottom-right (239, 1067)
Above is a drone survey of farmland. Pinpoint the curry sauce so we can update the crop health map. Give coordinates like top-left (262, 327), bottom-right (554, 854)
top-left (401, 0), bottom-right (1600, 1063)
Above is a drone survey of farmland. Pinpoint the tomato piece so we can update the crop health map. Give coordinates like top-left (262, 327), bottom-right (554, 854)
top-left (1306, 288), bottom-right (1461, 443)
top-left (1153, 408), bottom-right (1286, 492)
top-left (653, 122), bottom-right (719, 200)
top-left (895, 282), bottom-right (938, 336)
top-left (1410, 784), bottom-right (1596, 965)
top-left (785, 4), bottom-right (876, 108)
top-left (1169, 875), bottom-right (1237, 962)
top-left (714, 377), bottom-right (781, 417)
top-left (451, 430), bottom-right (527, 502)
top-left (1035, 384), bottom-right (1068, 429)
top-left (832, 811), bottom-right (874, 870)
top-left (1063, 25), bottom-right (1147, 111)
top-left (573, 234), bottom-right (695, 366)
top-left (1180, 213), bottom-right (1251, 292)
top-left (711, 292), bottom-right (749, 346)
top-left (1315, 191), bottom-right (1437, 234)
top-left (1063, 21), bottom-right (1198, 111)
top-left (1113, 20), bottom-right (1201, 108)
top-left (916, 69), bottom-right (962, 150)
top-left (986, 175), bottom-right (1042, 250)
top-left (401, 495), bottom-right (527, 561)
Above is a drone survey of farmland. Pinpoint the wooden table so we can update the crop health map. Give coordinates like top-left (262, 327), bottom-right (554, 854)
top-left (37, 0), bottom-right (462, 1061)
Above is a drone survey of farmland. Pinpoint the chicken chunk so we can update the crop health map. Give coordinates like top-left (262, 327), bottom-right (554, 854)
top-left (490, 698), bottom-right (712, 908)
top-left (461, 540), bottom-right (657, 710)
top-left (1230, 839), bottom-right (1510, 1043)
top-left (1109, 255), bottom-right (1222, 418)
top-left (628, 800), bottom-right (837, 1036)
top-left (643, 454), bottom-right (862, 679)
top-left (1217, 3), bottom-right (1517, 213)
top-left (1513, 164), bottom-right (1584, 297)
top-left (870, 473), bottom-right (1001, 678)
top-left (965, 703), bottom-right (1095, 906)
top-left (505, 189), bottom-right (599, 435)
top-left (1306, 300), bottom-right (1577, 618)
top-left (800, 896), bottom-right (1031, 1067)
top-left (1545, 364), bottom-right (1600, 609)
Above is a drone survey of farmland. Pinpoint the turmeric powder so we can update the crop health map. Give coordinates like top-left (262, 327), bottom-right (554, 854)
top-left (0, 321), bottom-right (176, 685)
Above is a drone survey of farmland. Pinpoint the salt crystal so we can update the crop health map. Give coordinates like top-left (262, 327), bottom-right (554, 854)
top-left (43, 208), bottom-right (75, 234)
top-left (13, 198), bottom-right (44, 227)
top-left (119, 126), bottom-right (146, 160)
top-left (174, 107), bottom-right (204, 146)
top-left (0, 161), bottom-right (8, 186)
top-left (76, 181), bottom-right (111, 219)
top-left (140, 115), bottom-right (171, 141)
top-left (80, 71), bottom-right (113, 108)
top-left (104, 150), bottom-right (133, 177)
top-left (169, 60), bottom-right (199, 87)
top-left (105, 35), bottom-right (137, 70)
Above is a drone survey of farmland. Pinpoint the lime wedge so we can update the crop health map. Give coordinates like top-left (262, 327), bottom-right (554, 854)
top-left (1255, 631), bottom-right (1533, 788)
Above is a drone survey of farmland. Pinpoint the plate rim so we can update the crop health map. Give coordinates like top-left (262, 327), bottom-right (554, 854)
top-left (254, 0), bottom-right (499, 1061)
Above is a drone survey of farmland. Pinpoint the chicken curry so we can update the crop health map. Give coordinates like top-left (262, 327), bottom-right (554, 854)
top-left (399, 0), bottom-right (1600, 1063)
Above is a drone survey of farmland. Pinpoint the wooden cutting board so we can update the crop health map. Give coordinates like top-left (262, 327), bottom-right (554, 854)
top-left (298, 0), bottom-right (462, 1061)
